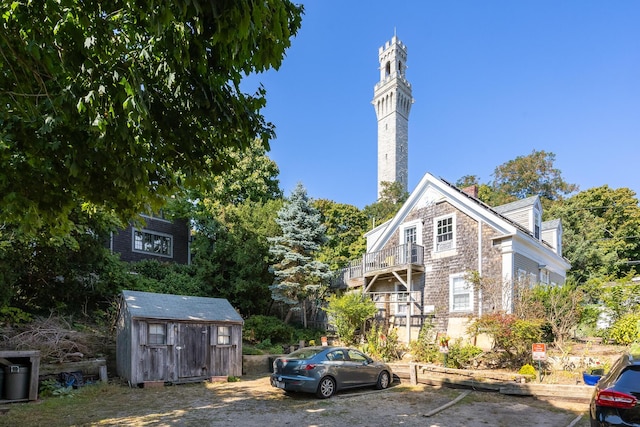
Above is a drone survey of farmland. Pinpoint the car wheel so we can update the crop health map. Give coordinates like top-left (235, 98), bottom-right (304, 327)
top-left (316, 376), bottom-right (336, 398)
top-left (376, 371), bottom-right (390, 390)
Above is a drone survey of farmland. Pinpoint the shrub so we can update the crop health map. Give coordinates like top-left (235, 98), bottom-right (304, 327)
top-left (608, 313), bottom-right (640, 345)
top-left (291, 326), bottom-right (325, 345)
top-left (518, 364), bottom-right (536, 376)
top-left (323, 292), bottom-right (377, 345)
top-left (363, 323), bottom-right (401, 362)
top-left (243, 315), bottom-right (294, 344)
top-left (468, 314), bottom-right (544, 367)
top-left (409, 325), bottom-right (440, 363)
top-left (446, 339), bottom-right (483, 369)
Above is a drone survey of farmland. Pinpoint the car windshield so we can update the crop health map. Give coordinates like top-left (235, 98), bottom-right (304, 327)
top-left (287, 348), bottom-right (324, 360)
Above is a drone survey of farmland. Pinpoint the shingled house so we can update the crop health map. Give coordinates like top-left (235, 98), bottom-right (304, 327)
top-left (335, 172), bottom-right (570, 343)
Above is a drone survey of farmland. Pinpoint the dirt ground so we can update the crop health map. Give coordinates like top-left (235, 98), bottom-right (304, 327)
top-left (1, 374), bottom-right (592, 427)
top-left (2, 342), bottom-right (621, 426)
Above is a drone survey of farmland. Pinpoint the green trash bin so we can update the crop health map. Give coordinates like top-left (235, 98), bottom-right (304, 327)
top-left (4, 365), bottom-right (29, 400)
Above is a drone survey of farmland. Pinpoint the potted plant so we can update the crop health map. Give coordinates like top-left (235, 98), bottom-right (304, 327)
top-left (582, 361), bottom-right (605, 386)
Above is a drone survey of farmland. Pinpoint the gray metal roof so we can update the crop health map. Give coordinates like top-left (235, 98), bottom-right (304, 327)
top-left (122, 290), bottom-right (243, 323)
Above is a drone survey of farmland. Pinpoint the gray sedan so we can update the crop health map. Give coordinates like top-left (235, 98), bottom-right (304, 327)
top-left (270, 346), bottom-right (393, 398)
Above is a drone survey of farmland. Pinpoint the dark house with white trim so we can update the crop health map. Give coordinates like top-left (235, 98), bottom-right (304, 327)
top-left (116, 290), bottom-right (243, 385)
top-left (109, 214), bottom-right (191, 264)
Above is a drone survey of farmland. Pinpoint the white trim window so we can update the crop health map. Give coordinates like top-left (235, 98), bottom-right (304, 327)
top-left (404, 226), bottom-right (417, 245)
top-left (148, 323), bottom-right (166, 345)
top-left (401, 219), bottom-right (422, 245)
top-left (540, 269), bottom-right (549, 284)
top-left (450, 274), bottom-right (473, 313)
top-left (401, 220), bottom-right (422, 263)
top-left (394, 284), bottom-right (408, 315)
top-left (434, 214), bottom-right (455, 252)
top-left (133, 229), bottom-right (173, 257)
top-left (217, 326), bottom-right (231, 345)
top-left (517, 269), bottom-right (528, 285)
top-left (373, 294), bottom-right (386, 318)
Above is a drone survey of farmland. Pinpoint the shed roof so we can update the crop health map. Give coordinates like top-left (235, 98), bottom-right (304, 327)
top-left (121, 290), bottom-right (243, 323)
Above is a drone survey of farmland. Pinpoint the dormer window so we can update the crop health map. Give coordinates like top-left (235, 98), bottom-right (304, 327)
top-left (534, 211), bottom-right (541, 239)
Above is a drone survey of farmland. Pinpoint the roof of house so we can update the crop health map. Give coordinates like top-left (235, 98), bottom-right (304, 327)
top-left (493, 196), bottom-right (539, 214)
top-left (121, 290), bottom-right (243, 323)
top-left (367, 172), bottom-right (570, 271)
top-left (542, 218), bottom-right (561, 230)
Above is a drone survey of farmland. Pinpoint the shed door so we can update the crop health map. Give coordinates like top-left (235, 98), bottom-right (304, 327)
top-left (178, 324), bottom-right (209, 378)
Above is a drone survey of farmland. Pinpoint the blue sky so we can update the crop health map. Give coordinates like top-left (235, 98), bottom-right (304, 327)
top-left (244, 1), bottom-right (640, 208)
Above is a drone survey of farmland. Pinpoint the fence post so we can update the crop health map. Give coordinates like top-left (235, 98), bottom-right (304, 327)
top-left (409, 362), bottom-right (417, 385)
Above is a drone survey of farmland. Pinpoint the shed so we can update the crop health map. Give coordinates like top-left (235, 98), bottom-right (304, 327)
top-left (116, 290), bottom-right (243, 385)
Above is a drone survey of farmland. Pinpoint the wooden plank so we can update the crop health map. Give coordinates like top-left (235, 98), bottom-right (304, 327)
top-left (396, 362), bottom-right (595, 401)
top-left (99, 365), bottom-right (108, 382)
top-left (0, 350), bottom-right (40, 358)
top-left (39, 358), bottom-right (107, 376)
top-left (420, 364), bottom-right (530, 382)
top-left (417, 375), bottom-right (503, 391)
top-left (28, 354), bottom-right (40, 401)
top-left (500, 383), bottom-right (594, 400)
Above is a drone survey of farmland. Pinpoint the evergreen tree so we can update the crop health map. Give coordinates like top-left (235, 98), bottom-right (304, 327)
top-left (269, 183), bottom-right (332, 325)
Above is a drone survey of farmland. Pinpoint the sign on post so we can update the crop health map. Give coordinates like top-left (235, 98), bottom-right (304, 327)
top-left (532, 343), bottom-right (547, 361)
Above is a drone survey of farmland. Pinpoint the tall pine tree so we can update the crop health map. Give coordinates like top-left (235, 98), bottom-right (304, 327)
top-left (269, 183), bottom-right (331, 325)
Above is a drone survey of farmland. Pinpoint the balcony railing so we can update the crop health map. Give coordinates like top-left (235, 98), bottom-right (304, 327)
top-left (369, 291), bottom-right (422, 323)
top-left (332, 244), bottom-right (424, 286)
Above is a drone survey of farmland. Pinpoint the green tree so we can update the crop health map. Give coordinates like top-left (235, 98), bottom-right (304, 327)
top-left (171, 136), bottom-right (283, 315)
top-left (0, 1), bottom-right (303, 235)
top-left (128, 259), bottom-right (205, 297)
top-left (0, 207), bottom-right (127, 316)
top-left (597, 273), bottom-right (640, 324)
top-left (491, 150), bottom-right (578, 202)
top-left (455, 175), bottom-right (515, 206)
top-left (545, 186), bottom-right (640, 282)
top-left (191, 199), bottom-right (282, 316)
top-left (205, 139), bottom-right (283, 205)
top-left (269, 183), bottom-right (332, 325)
top-left (313, 199), bottom-right (367, 270)
top-left (324, 292), bottom-right (378, 345)
top-left (363, 181), bottom-right (409, 225)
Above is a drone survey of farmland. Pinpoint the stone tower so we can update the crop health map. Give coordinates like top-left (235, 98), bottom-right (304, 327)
top-left (372, 35), bottom-right (413, 198)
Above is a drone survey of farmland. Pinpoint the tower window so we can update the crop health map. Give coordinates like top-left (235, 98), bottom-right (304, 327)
top-left (385, 61), bottom-right (391, 77)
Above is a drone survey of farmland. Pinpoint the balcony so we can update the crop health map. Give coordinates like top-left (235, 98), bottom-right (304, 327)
top-left (333, 244), bottom-right (424, 287)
